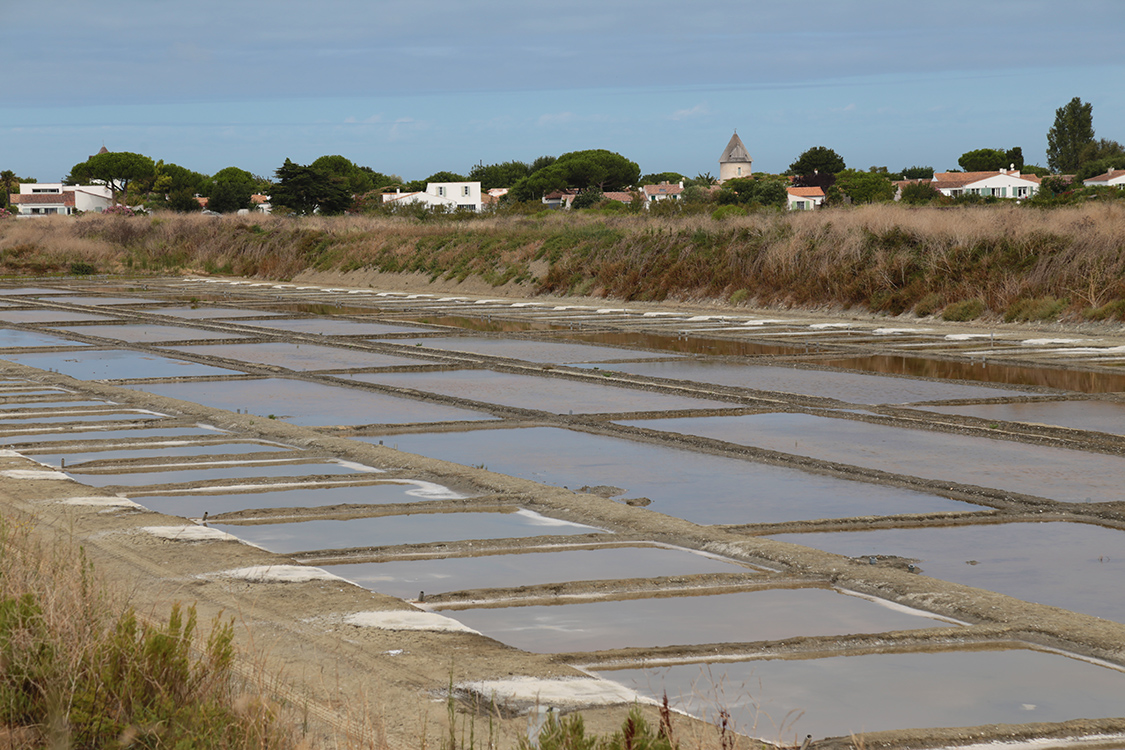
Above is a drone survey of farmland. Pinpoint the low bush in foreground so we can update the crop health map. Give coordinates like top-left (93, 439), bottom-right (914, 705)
top-left (0, 518), bottom-right (295, 749)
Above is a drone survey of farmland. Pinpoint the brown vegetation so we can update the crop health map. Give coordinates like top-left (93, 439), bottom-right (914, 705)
top-left (2, 203), bottom-right (1125, 321)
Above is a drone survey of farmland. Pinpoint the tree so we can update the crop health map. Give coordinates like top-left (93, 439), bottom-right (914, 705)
top-left (207, 180), bottom-right (252, 213)
top-left (404, 171), bottom-right (468, 192)
top-left (958, 148), bottom-right (1007, 172)
top-left (1, 171), bottom-right (18, 207)
top-left (570, 188), bottom-right (605, 210)
top-left (271, 158), bottom-right (352, 215)
top-left (65, 151), bottom-right (156, 201)
top-left (788, 146), bottom-right (846, 176)
top-left (899, 181), bottom-right (941, 205)
top-left (509, 149), bottom-right (640, 201)
top-left (166, 188), bottom-right (202, 213)
top-left (900, 166), bottom-right (934, 179)
top-left (157, 163), bottom-right (207, 195)
top-left (831, 169), bottom-right (895, 204)
top-left (716, 177), bottom-right (787, 208)
top-left (1046, 97), bottom-right (1095, 173)
top-left (1005, 147), bottom-right (1024, 171)
top-left (468, 161), bottom-right (531, 191)
top-left (639, 172), bottom-right (685, 185)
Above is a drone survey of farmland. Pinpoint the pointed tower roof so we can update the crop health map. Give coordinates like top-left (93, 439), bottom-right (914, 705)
top-left (720, 132), bottom-right (751, 164)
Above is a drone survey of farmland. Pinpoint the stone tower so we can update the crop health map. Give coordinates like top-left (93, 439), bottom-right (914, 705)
top-left (719, 132), bottom-right (752, 183)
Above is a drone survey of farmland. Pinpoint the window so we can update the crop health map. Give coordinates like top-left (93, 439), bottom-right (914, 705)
top-left (462, 185), bottom-right (470, 196)
top-left (437, 186), bottom-right (446, 197)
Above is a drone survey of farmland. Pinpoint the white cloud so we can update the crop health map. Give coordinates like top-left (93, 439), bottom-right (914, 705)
top-left (670, 103), bottom-right (710, 121)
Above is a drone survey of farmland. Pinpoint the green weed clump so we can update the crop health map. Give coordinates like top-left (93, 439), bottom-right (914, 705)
top-left (913, 293), bottom-right (942, 317)
top-left (942, 298), bottom-right (986, 321)
top-left (1004, 296), bottom-right (1068, 322)
top-left (1083, 299), bottom-right (1125, 321)
top-left (0, 518), bottom-right (295, 749)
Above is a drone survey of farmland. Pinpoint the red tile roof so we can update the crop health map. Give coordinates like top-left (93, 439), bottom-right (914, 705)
top-left (642, 183), bottom-right (683, 197)
top-left (787, 187), bottom-right (824, 198)
top-left (1085, 169), bottom-right (1125, 183)
top-left (932, 171), bottom-right (1040, 189)
top-left (10, 193), bottom-right (75, 206)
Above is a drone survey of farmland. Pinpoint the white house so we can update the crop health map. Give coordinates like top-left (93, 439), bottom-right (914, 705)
top-left (787, 186), bottom-right (825, 211)
top-left (642, 182), bottom-right (683, 206)
top-left (383, 181), bottom-right (483, 212)
top-left (1083, 168), bottom-right (1125, 188)
top-left (931, 169), bottom-right (1040, 200)
top-left (8, 183), bottom-right (113, 216)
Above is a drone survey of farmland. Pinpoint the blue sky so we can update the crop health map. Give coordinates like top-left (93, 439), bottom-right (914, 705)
top-left (3, 1), bottom-right (1123, 183)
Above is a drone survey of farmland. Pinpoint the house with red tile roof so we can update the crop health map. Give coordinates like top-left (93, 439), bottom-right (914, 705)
top-left (930, 169), bottom-right (1040, 200)
top-left (786, 186), bottom-right (825, 210)
top-left (8, 183), bottom-right (113, 216)
top-left (641, 182), bottom-right (683, 206)
top-left (1083, 168), bottom-right (1125, 188)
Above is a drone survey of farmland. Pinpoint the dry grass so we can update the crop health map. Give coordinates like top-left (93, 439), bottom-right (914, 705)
top-left (0, 515), bottom-right (302, 749)
top-left (3, 202), bottom-right (1124, 321)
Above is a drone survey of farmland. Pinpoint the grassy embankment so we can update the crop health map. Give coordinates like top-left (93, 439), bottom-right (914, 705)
top-left (0, 516), bottom-right (302, 748)
top-left (2, 203), bottom-right (1125, 323)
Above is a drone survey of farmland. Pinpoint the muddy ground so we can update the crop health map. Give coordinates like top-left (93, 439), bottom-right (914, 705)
top-left (2, 275), bottom-right (1125, 749)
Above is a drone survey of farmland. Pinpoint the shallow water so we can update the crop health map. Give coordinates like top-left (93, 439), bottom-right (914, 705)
top-left (0, 287), bottom-right (71, 296)
top-left (168, 342), bottom-right (436, 371)
top-left (921, 400), bottom-right (1125, 436)
top-left (0, 426), bottom-right (222, 445)
top-left (0, 330), bottom-right (88, 349)
top-left (32, 442), bottom-right (290, 468)
top-left (349, 370), bottom-right (733, 414)
top-left (133, 480), bottom-right (458, 515)
top-left (133, 378), bottom-right (494, 426)
top-left (359, 427), bottom-right (973, 524)
top-left (607, 649), bottom-right (1125, 742)
top-left (212, 510), bottom-right (604, 553)
top-left (580, 360), bottom-right (1028, 405)
top-left (385, 337), bottom-right (677, 364)
top-left (817, 353), bottom-right (1125, 393)
top-left (770, 522), bottom-right (1125, 623)
top-left (621, 413), bottom-right (1125, 503)
top-left (238, 318), bottom-right (430, 336)
top-left (153, 306), bottom-right (287, 319)
top-left (0, 310), bottom-right (115, 324)
top-left (43, 296), bottom-right (166, 306)
top-left (445, 588), bottom-right (951, 654)
top-left (68, 460), bottom-right (370, 487)
top-left (52, 325), bottom-right (246, 343)
top-left (3, 350), bottom-right (237, 380)
top-left (566, 332), bottom-right (807, 358)
top-left (323, 546), bottom-right (751, 599)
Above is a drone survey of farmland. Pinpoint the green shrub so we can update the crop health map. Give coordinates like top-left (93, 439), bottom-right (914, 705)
top-left (68, 261), bottom-right (97, 276)
top-left (914, 292), bottom-right (943, 317)
top-left (942, 298), bottom-right (985, 321)
top-left (1004, 296), bottom-right (1068, 322)
top-left (1084, 299), bottom-right (1125, 321)
top-left (710, 204), bottom-right (748, 221)
top-left (729, 288), bottom-right (750, 305)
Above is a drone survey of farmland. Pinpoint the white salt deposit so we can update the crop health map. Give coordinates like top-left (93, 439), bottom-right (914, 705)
top-left (213, 565), bottom-right (343, 583)
top-left (60, 495), bottom-right (142, 508)
top-left (343, 610), bottom-right (479, 633)
top-left (143, 525), bottom-right (240, 542)
top-left (459, 676), bottom-right (648, 708)
top-left (3, 469), bottom-right (72, 481)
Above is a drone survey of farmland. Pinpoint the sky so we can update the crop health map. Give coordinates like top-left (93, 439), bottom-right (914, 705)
top-left (3, 1), bottom-right (1123, 184)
